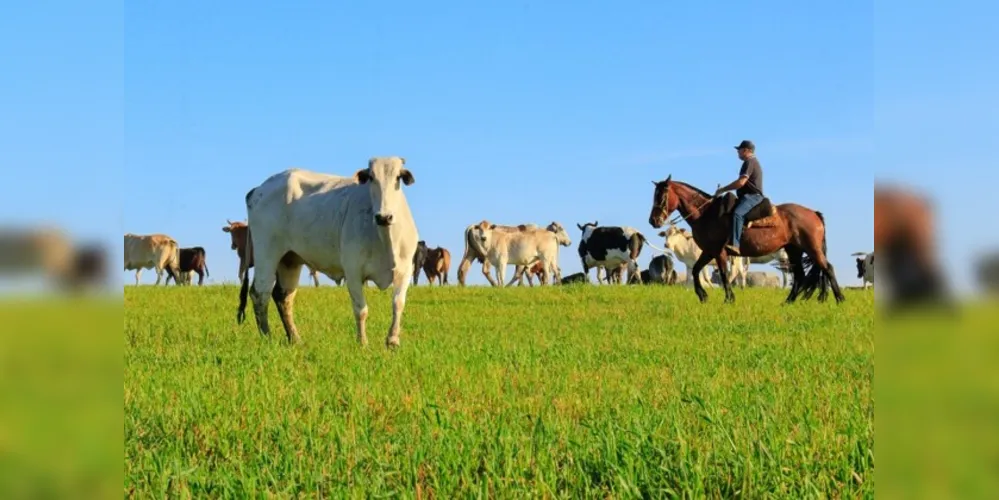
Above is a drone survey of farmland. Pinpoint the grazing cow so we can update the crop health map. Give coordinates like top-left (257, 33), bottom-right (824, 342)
top-left (223, 220), bottom-right (325, 286)
top-left (726, 250), bottom-right (791, 288)
top-left (124, 233), bottom-right (182, 285)
top-left (0, 227), bottom-right (106, 292)
top-left (577, 221), bottom-right (661, 285)
top-left (459, 222), bottom-right (546, 286)
top-left (852, 252), bottom-right (875, 288)
top-left (470, 221), bottom-right (571, 287)
top-left (421, 244), bottom-right (451, 285)
top-left (657, 226), bottom-right (716, 288)
top-left (164, 246), bottom-right (210, 286)
top-left (746, 271), bottom-right (782, 288)
top-left (647, 254), bottom-right (676, 284)
top-left (560, 271), bottom-right (589, 285)
top-left (237, 157), bottom-right (419, 347)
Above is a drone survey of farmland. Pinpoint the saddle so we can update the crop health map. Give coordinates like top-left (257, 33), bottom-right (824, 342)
top-left (718, 193), bottom-right (779, 228)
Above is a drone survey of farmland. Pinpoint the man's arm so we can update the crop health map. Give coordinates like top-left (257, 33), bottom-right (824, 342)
top-left (716, 176), bottom-right (748, 194)
top-left (715, 160), bottom-right (752, 196)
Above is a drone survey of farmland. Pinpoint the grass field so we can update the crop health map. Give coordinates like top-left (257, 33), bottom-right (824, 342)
top-left (124, 284), bottom-right (874, 498)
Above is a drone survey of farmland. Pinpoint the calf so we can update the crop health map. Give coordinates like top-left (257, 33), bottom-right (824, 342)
top-left (223, 220), bottom-right (326, 286)
top-left (560, 271), bottom-right (589, 285)
top-left (852, 252), bottom-right (875, 288)
top-left (471, 221), bottom-right (571, 286)
top-left (577, 221), bottom-right (659, 285)
top-left (124, 233), bottom-right (182, 285)
top-left (165, 246), bottom-right (210, 286)
top-left (422, 244), bottom-right (451, 285)
top-left (237, 156), bottom-right (419, 347)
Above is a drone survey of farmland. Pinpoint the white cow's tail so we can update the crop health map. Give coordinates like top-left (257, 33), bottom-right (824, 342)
top-left (638, 232), bottom-right (669, 254)
top-left (464, 224), bottom-right (488, 261)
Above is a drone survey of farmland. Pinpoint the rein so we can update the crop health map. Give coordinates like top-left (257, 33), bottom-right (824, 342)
top-left (664, 183), bottom-right (720, 226)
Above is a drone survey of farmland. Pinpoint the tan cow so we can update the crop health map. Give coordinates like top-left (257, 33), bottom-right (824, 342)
top-left (223, 220), bottom-right (326, 286)
top-left (124, 233), bottom-right (181, 285)
top-left (0, 227), bottom-right (78, 290)
top-left (470, 221), bottom-right (571, 286)
top-left (458, 222), bottom-right (540, 286)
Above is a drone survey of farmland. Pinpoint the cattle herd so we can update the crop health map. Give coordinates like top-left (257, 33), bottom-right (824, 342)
top-left (121, 156), bottom-right (880, 347)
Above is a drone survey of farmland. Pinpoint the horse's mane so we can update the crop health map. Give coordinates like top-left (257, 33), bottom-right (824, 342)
top-left (672, 181), bottom-right (713, 200)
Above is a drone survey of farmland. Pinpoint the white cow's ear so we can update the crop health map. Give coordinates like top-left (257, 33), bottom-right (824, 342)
top-left (354, 169), bottom-right (371, 184)
top-left (399, 169), bottom-right (415, 186)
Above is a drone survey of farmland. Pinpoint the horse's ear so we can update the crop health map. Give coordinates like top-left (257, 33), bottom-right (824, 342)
top-left (576, 223), bottom-right (584, 230)
top-left (665, 174), bottom-right (672, 183)
top-left (594, 220), bottom-right (599, 227)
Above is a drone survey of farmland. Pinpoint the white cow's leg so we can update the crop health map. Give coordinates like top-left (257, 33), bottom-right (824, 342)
top-left (274, 262), bottom-right (303, 344)
top-left (250, 256), bottom-right (279, 338)
top-left (134, 269), bottom-right (141, 286)
top-left (496, 258), bottom-right (508, 287)
top-left (539, 256), bottom-right (552, 286)
top-left (481, 260), bottom-right (498, 287)
top-left (346, 275), bottom-right (369, 346)
top-left (154, 267), bottom-right (164, 286)
top-left (386, 269), bottom-right (412, 348)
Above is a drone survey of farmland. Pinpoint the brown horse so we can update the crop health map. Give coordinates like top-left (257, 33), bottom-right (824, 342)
top-left (648, 175), bottom-right (845, 304)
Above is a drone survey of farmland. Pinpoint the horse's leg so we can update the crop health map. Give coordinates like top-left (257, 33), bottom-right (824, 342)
top-left (692, 252), bottom-right (714, 303)
top-left (783, 246), bottom-right (806, 304)
top-left (807, 248), bottom-right (845, 304)
top-left (715, 254), bottom-right (735, 304)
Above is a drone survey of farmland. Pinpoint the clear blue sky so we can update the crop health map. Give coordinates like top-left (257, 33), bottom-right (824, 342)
top-left (2, 1), bottom-right (995, 292)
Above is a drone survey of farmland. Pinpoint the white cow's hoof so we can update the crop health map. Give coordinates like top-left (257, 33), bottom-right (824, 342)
top-left (386, 336), bottom-right (400, 348)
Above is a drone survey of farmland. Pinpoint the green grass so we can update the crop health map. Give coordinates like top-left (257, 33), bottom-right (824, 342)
top-left (125, 284), bottom-right (874, 498)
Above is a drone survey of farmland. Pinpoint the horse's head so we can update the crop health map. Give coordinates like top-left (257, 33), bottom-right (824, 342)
top-left (649, 175), bottom-right (678, 228)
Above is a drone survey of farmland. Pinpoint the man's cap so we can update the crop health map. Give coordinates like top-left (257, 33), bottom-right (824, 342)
top-left (734, 140), bottom-right (755, 151)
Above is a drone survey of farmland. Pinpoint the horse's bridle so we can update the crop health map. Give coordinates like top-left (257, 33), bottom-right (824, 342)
top-left (657, 183), bottom-right (716, 227)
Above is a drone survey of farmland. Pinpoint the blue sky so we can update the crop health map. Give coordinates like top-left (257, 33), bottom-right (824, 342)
top-left (2, 1), bottom-right (995, 292)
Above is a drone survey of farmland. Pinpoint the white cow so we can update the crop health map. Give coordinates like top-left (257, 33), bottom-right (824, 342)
top-left (657, 226), bottom-right (715, 288)
top-left (852, 251), bottom-right (875, 288)
top-left (470, 221), bottom-right (572, 286)
top-left (123, 233), bottom-right (181, 285)
top-left (238, 157), bottom-right (418, 348)
top-left (459, 223), bottom-right (540, 286)
top-left (728, 249), bottom-right (791, 288)
top-left (745, 271), bottom-right (782, 288)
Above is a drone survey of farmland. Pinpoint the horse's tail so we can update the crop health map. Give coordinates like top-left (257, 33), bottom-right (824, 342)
top-left (801, 210), bottom-right (830, 300)
top-left (816, 211), bottom-right (828, 256)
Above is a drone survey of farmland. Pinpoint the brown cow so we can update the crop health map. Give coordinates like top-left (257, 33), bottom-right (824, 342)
top-left (422, 245), bottom-right (451, 285)
top-left (222, 220), bottom-right (327, 287)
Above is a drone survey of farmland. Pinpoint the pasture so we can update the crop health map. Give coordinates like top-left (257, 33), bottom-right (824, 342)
top-left (125, 284), bottom-right (874, 498)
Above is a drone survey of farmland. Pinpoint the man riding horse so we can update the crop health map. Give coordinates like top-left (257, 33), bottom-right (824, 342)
top-left (714, 140), bottom-right (764, 256)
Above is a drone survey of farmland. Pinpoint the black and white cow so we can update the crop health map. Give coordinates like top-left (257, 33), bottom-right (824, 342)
top-left (576, 221), bottom-right (662, 285)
